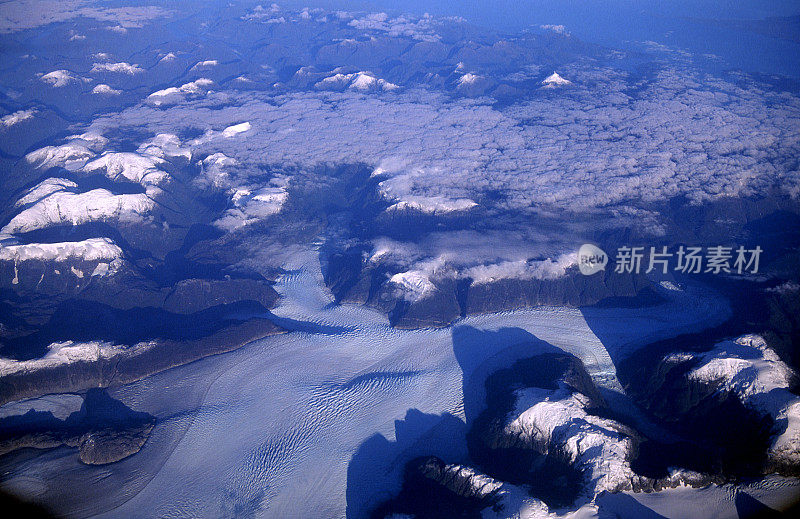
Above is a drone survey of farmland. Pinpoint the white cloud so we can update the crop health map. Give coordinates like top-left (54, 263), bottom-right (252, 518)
top-left (463, 254), bottom-right (577, 284)
top-left (347, 12), bottom-right (444, 42)
top-left (80, 74), bottom-right (800, 217)
top-left (222, 122), bottom-right (252, 138)
top-left (213, 178), bottom-right (289, 232)
top-left (137, 133), bottom-right (192, 161)
top-left (0, 0), bottom-right (171, 33)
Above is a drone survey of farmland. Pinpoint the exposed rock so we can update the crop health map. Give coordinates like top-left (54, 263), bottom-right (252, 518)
top-left (0, 389), bottom-right (155, 465)
top-left (0, 317), bottom-right (285, 406)
top-left (624, 334), bottom-right (800, 478)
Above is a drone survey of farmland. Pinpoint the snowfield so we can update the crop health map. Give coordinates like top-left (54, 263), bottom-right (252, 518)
top-left (0, 248), bottom-right (795, 518)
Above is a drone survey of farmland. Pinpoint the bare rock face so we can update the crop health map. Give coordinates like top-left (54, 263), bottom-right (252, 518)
top-left (374, 345), bottom-right (800, 518)
top-left (623, 334), bottom-right (800, 478)
top-left (76, 424), bottom-right (154, 465)
top-left (0, 317), bottom-right (284, 406)
top-left (326, 248), bottom-right (657, 329)
top-left (467, 353), bottom-right (642, 499)
top-left (0, 389), bottom-right (155, 465)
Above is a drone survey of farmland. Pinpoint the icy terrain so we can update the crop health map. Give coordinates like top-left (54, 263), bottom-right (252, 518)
top-left (1, 247), bottom-right (794, 518)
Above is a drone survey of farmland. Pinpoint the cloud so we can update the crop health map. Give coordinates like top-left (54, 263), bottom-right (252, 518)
top-left (78, 69), bottom-right (800, 220)
top-left (221, 122), bottom-right (252, 138)
top-left (0, 0), bottom-right (170, 33)
top-left (462, 254), bottom-right (576, 284)
top-left (347, 12), bottom-right (447, 42)
top-left (213, 185), bottom-right (288, 231)
top-left (366, 229), bottom-right (583, 298)
top-left (388, 270), bottom-right (437, 302)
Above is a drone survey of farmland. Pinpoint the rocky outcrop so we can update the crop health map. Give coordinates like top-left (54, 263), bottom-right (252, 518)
top-left (375, 347), bottom-right (796, 518)
top-left (0, 317), bottom-right (285, 406)
top-left (623, 334), bottom-right (800, 478)
top-left (326, 252), bottom-right (656, 328)
top-left (0, 389), bottom-right (155, 465)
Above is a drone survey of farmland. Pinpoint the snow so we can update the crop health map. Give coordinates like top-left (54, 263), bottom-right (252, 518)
top-left (659, 280), bottom-right (683, 291)
top-left (26, 142), bottom-right (95, 171)
top-left (507, 386), bottom-right (638, 494)
top-left (0, 238), bottom-right (122, 263)
top-left (542, 72), bottom-right (571, 87)
top-left (389, 270), bottom-right (437, 301)
top-left (0, 109), bottom-right (35, 127)
top-left (0, 393), bottom-right (84, 421)
top-left (0, 341), bottom-right (136, 377)
top-left (350, 72), bottom-right (399, 91)
top-left (613, 475), bottom-right (800, 519)
top-left (14, 178), bottom-right (77, 208)
top-left (687, 334), bottom-right (800, 466)
top-left (92, 84), bottom-right (121, 95)
top-left (540, 24), bottom-right (569, 36)
top-left (40, 69), bottom-right (80, 87)
top-left (90, 62), bottom-right (143, 74)
top-left (458, 73), bottom-right (480, 85)
top-left (386, 195), bottom-right (477, 214)
top-left (193, 60), bottom-right (218, 68)
top-left (0, 249), bottom-right (782, 519)
top-left (146, 79), bottom-right (213, 106)
top-left (1, 188), bottom-right (154, 235)
top-left (767, 281), bottom-right (800, 294)
top-left (83, 152), bottom-right (169, 186)
top-left (316, 71), bottom-right (399, 92)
